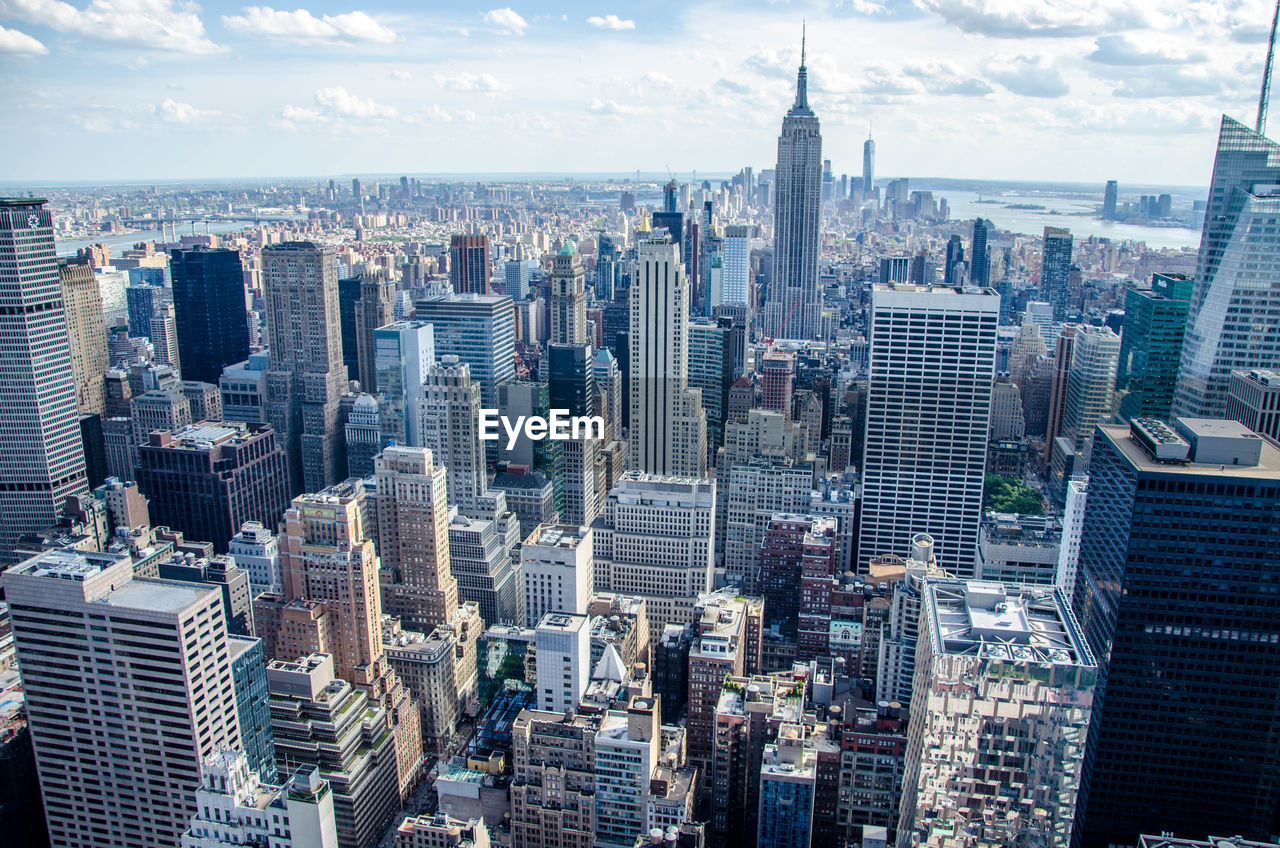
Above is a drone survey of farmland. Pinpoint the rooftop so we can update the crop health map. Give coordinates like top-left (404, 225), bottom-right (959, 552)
top-left (924, 580), bottom-right (1094, 667)
top-left (1105, 423), bottom-right (1280, 479)
top-left (100, 578), bottom-right (219, 613)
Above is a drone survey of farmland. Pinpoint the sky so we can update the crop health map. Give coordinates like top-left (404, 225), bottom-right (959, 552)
top-left (0, 0), bottom-right (1274, 184)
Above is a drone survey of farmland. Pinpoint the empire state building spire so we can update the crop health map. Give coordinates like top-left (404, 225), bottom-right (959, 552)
top-left (792, 23), bottom-right (811, 114)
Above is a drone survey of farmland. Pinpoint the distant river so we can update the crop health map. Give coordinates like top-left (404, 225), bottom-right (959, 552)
top-left (942, 190), bottom-right (1201, 250)
top-left (55, 219), bottom-right (277, 256)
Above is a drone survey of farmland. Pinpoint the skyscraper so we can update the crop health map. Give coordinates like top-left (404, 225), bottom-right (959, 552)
top-left (1075, 420), bottom-right (1280, 845)
top-left (943, 234), bottom-right (965, 286)
top-left (374, 319), bottom-right (435, 448)
top-left (57, 257), bottom-right (108, 417)
top-left (1116, 273), bottom-right (1192, 422)
top-left (765, 40), bottom-right (823, 341)
top-left (415, 293), bottom-right (515, 409)
top-left (629, 234), bottom-right (707, 477)
top-left (859, 284), bottom-right (999, 575)
top-left (354, 274), bottom-right (395, 392)
top-left (1102, 180), bottom-right (1118, 219)
top-left (1040, 226), bottom-right (1074, 321)
top-left (897, 579), bottom-right (1095, 847)
top-left (0, 199), bottom-right (88, 558)
top-left (550, 241), bottom-right (588, 345)
top-left (5, 549), bottom-right (241, 848)
top-left (170, 246), bottom-right (249, 385)
top-left (1059, 326), bottom-right (1121, 469)
top-left (449, 234), bottom-right (490, 295)
top-left (720, 224), bottom-right (751, 307)
top-left (376, 445), bottom-right (459, 632)
top-left (1174, 116), bottom-right (1280, 418)
top-left (862, 133), bottom-right (875, 194)
top-left (969, 217), bottom-right (991, 287)
top-left (1043, 324), bottom-right (1079, 465)
top-left (262, 241), bottom-right (347, 494)
top-left (421, 357), bottom-right (484, 514)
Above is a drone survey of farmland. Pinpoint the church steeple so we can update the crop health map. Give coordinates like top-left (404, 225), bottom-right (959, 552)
top-left (794, 21), bottom-right (809, 111)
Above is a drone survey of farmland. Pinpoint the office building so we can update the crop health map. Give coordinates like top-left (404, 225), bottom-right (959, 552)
top-left (969, 218), bottom-right (991, 287)
top-left (415, 294), bottom-right (515, 408)
top-left (764, 47), bottom-right (823, 341)
top-left (505, 258), bottom-right (530, 301)
top-left (383, 604), bottom-right (482, 755)
top-left (592, 347), bottom-right (624, 442)
top-left (1102, 180), bottom-right (1118, 219)
top-left (1059, 326), bottom-right (1121, 470)
top-left (721, 224), bottom-right (751, 307)
top-left (760, 348), bottom-right (796, 416)
top-left (1043, 324), bottom-right (1079, 464)
top-left (1074, 420), bottom-right (1280, 844)
top-left (629, 234), bottom-right (707, 477)
top-left (592, 472), bottom-right (716, 639)
top-left (339, 273), bottom-right (362, 381)
top-left (229, 520), bottom-right (281, 595)
top-left (263, 242), bottom-right (348, 493)
top-left (170, 247), bottom-right (249, 384)
top-left (374, 320), bottom-right (435, 448)
top-left (534, 611), bottom-right (591, 712)
top-left (859, 284), bottom-right (998, 576)
top-left (137, 422), bottom-right (290, 552)
top-left (757, 725), bottom-right (817, 848)
top-left (687, 319), bottom-right (734, 456)
top-left (1225, 367), bottom-right (1280, 442)
top-left (266, 654), bottom-right (405, 848)
top-left (686, 590), bottom-right (764, 767)
top-left (1175, 117), bottom-right (1280, 418)
top-left (975, 512), bottom-right (1060, 585)
top-left (550, 241), bottom-right (587, 345)
top-left (180, 749), bottom-right (339, 848)
top-left (897, 579), bottom-right (1095, 848)
top-left (862, 134), bottom-right (875, 194)
top-left (421, 358), bottom-right (484, 513)
top-left (1056, 478), bottom-right (1086, 599)
top-left (1116, 273), bottom-right (1193, 422)
top-left (57, 258), bottom-right (108, 417)
top-left (521, 524), bottom-right (593, 626)
top-left (395, 814), bottom-right (490, 848)
top-left (354, 275), bottom-right (394, 392)
top-left (376, 445), bottom-right (459, 632)
top-left (226, 635), bottom-right (278, 783)
top-left (723, 457), bottom-right (814, 592)
top-left (1040, 226), bottom-right (1073, 321)
top-left (4, 550), bottom-right (241, 848)
top-left (220, 352), bottom-right (269, 423)
top-left (449, 234), bottom-right (490, 295)
top-left (0, 199), bottom-right (88, 558)
top-left (126, 281), bottom-right (172, 338)
top-left (873, 535), bottom-right (947, 706)
top-left (344, 394), bottom-right (381, 477)
top-left (447, 504), bottom-right (521, 625)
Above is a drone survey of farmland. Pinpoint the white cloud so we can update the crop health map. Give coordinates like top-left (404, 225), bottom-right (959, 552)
top-left (916, 0), bottom-right (1161, 39)
top-left (482, 7), bottom-right (527, 35)
top-left (315, 86), bottom-right (396, 118)
top-left (0, 24), bottom-right (47, 53)
top-left (389, 69), bottom-right (412, 81)
top-left (983, 55), bottom-right (1070, 97)
top-left (587, 98), bottom-right (645, 115)
top-left (0, 0), bottom-right (222, 53)
top-left (433, 71), bottom-right (511, 93)
top-left (70, 112), bottom-right (137, 132)
top-left (221, 6), bottom-right (396, 44)
top-left (1088, 33), bottom-right (1207, 65)
top-left (155, 98), bottom-right (218, 123)
top-left (403, 104), bottom-right (454, 125)
top-left (641, 71), bottom-right (673, 88)
top-left (587, 14), bottom-right (635, 30)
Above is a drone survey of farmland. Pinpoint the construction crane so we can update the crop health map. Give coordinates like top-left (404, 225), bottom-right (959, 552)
top-left (1258, 0), bottom-right (1280, 135)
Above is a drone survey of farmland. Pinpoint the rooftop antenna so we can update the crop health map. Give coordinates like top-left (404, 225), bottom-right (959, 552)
top-left (1258, 0), bottom-right (1280, 135)
top-left (801, 20), bottom-right (806, 67)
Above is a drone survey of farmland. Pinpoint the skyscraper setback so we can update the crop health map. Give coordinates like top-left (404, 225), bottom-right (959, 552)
top-left (764, 40), bottom-right (823, 341)
top-left (0, 199), bottom-right (88, 558)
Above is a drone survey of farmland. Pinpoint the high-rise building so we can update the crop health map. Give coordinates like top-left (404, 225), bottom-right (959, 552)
top-left (757, 724), bottom-right (818, 848)
top-left (374, 319), bottom-right (435, 448)
top-left (760, 348), bottom-right (796, 416)
top-left (57, 258), bottom-right (108, 417)
top-left (376, 445), bottom-right (459, 632)
top-left (859, 284), bottom-right (998, 576)
top-left (629, 235), bottom-right (707, 477)
top-left (415, 294), bottom-right (515, 409)
top-left (897, 579), bottom-right (1095, 847)
top-left (505, 258), bottom-right (531, 301)
top-left (1043, 323), bottom-right (1079, 465)
top-left (592, 347), bottom-right (624, 442)
top-left (229, 520), bottom-right (281, 595)
top-left (263, 241), bottom-right (347, 494)
top-left (687, 319), bottom-right (734, 457)
top-left (521, 523), bottom-right (593, 626)
top-left (0, 199), bottom-right (88, 558)
top-left (170, 247), bottom-right (249, 385)
top-left (1117, 273), bottom-right (1193, 422)
top-left (449, 234), bottom-right (490, 295)
top-left (533, 611), bottom-right (591, 712)
top-left (1225, 367), bottom-right (1280, 441)
top-left (1074, 420), bottom-right (1280, 845)
top-left (344, 393), bottom-right (381, 477)
top-left (421, 357), bottom-right (484, 513)
top-left (686, 589), bottom-right (764, 767)
top-left (1056, 477), bottom-right (1087, 599)
top-left (447, 503), bottom-right (521, 625)
top-left (181, 749), bottom-right (339, 848)
top-left (137, 422), bottom-right (290, 552)
top-left (592, 472), bottom-right (716, 639)
top-left (1174, 116), bottom-right (1280, 418)
top-left (943, 235), bottom-right (965, 286)
top-left (355, 275), bottom-right (395, 392)
top-left (4, 549), bottom-right (241, 848)
top-left (1040, 226), bottom-right (1074, 321)
top-left (550, 241), bottom-right (587, 346)
top-left (339, 273), bottom-right (362, 382)
top-left (1102, 180), bottom-right (1118, 219)
top-left (862, 134), bottom-right (875, 194)
top-left (721, 224), bottom-right (751, 307)
top-left (126, 281), bottom-right (172, 339)
top-left (149, 301), bottom-right (182, 375)
top-left (969, 218), bottom-right (991, 287)
top-left (1059, 326), bottom-right (1121, 470)
top-left (765, 45), bottom-right (823, 341)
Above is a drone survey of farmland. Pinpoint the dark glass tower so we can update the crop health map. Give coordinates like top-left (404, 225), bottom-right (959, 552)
top-left (970, 217), bottom-right (991, 287)
top-left (1116, 273), bottom-right (1193, 423)
top-left (338, 273), bottom-right (361, 382)
top-left (1040, 226), bottom-right (1073, 321)
top-left (170, 246), bottom-right (249, 384)
top-left (1074, 421), bottom-right (1280, 846)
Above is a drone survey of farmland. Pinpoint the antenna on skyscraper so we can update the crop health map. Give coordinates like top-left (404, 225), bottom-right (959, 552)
top-left (801, 20), bottom-right (806, 67)
top-left (1257, 0), bottom-right (1280, 135)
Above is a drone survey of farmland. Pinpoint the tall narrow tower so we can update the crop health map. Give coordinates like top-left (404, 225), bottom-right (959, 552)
top-left (550, 241), bottom-right (587, 345)
top-left (0, 198), bottom-right (88, 558)
top-left (765, 33), bottom-right (823, 341)
top-left (862, 131), bottom-right (875, 195)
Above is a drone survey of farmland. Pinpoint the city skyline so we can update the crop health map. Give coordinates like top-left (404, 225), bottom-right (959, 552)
top-left (0, 0), bottom-right (1270, 183)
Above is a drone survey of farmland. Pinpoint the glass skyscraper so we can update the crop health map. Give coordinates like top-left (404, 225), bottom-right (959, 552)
top-left (1074, 420), bottom-right (1280, 846)
top-left (171, 246), bottom-right (249, 384)
top-left (1116, 272), bottom-right (1192, 423)
top-left (1040, 226), bottom-right (1073, 321)
top-left (1174, 115), bottom-right (1280, 419)
top-left (415, 293), bottom-right (515, 409)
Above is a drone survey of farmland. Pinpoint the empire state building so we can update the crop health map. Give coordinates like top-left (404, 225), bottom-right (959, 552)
top-left (764, 37), bottom-right (823, 341)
